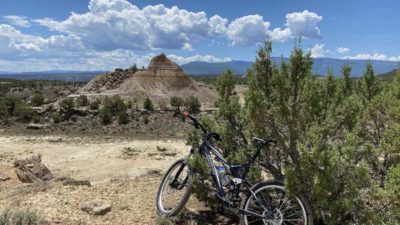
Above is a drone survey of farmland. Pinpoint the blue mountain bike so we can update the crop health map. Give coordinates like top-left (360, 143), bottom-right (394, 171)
top-left (156, 112), bottom-right (312, 225)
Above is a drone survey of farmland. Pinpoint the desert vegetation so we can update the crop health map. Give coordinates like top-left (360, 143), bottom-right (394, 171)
top-left (187, 42), bottom-right (400, 224)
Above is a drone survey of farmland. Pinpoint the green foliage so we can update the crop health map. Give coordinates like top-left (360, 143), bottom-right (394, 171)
top-left (0, 208), bottom-right (45, 225)
top-left (103, 95), bottom-right (127, 116)
top-left (0, 98), bottom-right (9, 120)
top-left (117, 111), bottom-right (129, 124)
top-left (3, 95), bottom-right (22, 116)
top-left (59, 97), bottom-right (75, 119)
top-left (143, 97), bottom-right (153, 110)
top-left (30, 91), bottom-right (44, 106)
top-left (170, 96), bottom-right (184, 111)
top-left (89, 100), bottom-right (100, 110)
top-left (184, 96), bottom-right (201, 113)
top-left (143, 116), bottom-right (150, 124)
top-left (13, 104), bottom-right (34, 122)
top-left (99, 107), bottom-right (112, 125)
top-left (75, 95), bottom-right (89, 107)
top-left (186, 42), bottom-right (400, 224)
top-left (50, 112), bottom-right (61, 124)
top-left (129, 64), bottom-right (138, 73)
top-left (126, 100), bottom-right (133, 109)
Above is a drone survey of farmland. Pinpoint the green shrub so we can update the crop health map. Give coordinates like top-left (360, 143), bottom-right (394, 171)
top-left (170, 96), bottom-right (184, 111)
top-left (127, 100), bottom-right (133, 109)
top-left (30, 92), bottom-right (44, 106)
top-left (51, 112), bottom-right (61, 124)
top-left (75, 95), bottom-right (89, 107)
top-left (184, 96), bottom-right (201, 113)
top-left (143, 116), bottom-right (150, 124)
top-left (4, 95), bottom-right (22, 116)
top-left (99, 107), bottom-right (112, 125)
top-left (103, 95), bottom-right (127, 115)
top-left (117, 111), bottom-right (129, 124)
top-left (0, 208), bottom-right (45, 225)
top-left (0, 98), bottom-right (9, 120)
top-left (59, 97), bottom-right (75, 119)
top-left (89, 100), bottom-right (100, 110)
top-left (13, 104), bottom-right (34, 122)
top-left (143, 97), bottom-right (153, 110)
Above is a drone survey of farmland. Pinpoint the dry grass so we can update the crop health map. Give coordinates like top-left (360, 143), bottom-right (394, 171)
top-left (0, 208), bottom-right (47, 225)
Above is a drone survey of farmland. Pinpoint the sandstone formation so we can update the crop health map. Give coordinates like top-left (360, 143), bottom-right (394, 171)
top-left (80, 53), bottom-right (216, 108)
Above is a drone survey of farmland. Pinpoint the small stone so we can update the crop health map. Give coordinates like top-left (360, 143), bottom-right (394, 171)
top-left (63, 179), bottom-right (91, 187)
top-left (0, 172), bottom-right (10, 181)
top-left (80, 200), bottom-right (111, 215)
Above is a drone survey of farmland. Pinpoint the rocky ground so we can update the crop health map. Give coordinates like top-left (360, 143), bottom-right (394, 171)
top-left (0, 135), bottom-right (238, 225)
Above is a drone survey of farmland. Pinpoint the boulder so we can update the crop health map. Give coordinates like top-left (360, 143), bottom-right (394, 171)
top-left (80, 200), bottom-right (111, 215)
top-left (14, 155), bottom-right (54, 183)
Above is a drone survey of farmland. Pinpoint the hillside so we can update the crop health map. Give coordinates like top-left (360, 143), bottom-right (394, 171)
top-left (378, 69), bottom-right (399, 81)
top-left (182, 58), bottom-right (400, 77)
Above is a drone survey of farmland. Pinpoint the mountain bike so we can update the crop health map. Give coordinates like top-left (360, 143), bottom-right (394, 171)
top-left (156, 112), bottom-right (312, 225)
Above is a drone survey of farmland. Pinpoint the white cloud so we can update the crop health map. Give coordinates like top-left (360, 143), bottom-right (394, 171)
top-left (3, 15), bottom-right (30, 27)
top-left (209, 15), bottom-right (228, 35)
top-left (227, 15), bottom-right (270, 46)
top-left (33, 0), bottom-right (228, 51)
top-left (285, 10), bottom-right (322, 38)
top-left (343, 53), bottom-right (400, 61)
top-left (226, 10), bottom-right (322, 45)
top-left (336, 47), bottom-right (350, 54)
top-left (310, 43), bottom-right (325, 58)
top-left (0, 24), bottom-right (46, 55)
top-left (167, 54), bottom-right (231, 65)
top-left (182, 43), bottom-right (194, 51)
top-left (268, 28), bottom-right (291, 42)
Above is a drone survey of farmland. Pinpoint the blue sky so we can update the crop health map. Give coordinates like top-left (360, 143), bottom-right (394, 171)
top-left (0, 0), bottom-right (399, 71)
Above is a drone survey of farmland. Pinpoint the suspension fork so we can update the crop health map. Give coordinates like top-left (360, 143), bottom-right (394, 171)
top-left (170, 149), bottom-right (194, 189)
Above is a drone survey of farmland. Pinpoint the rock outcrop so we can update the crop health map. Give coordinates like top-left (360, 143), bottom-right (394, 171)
top-left (14, 154), bottom-right (54, 183)
top-left (79, 53), bottom-right (217, 108)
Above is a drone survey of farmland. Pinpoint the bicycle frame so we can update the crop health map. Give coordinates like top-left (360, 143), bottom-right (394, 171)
top-left (193, 135), bottom-right (275, 219)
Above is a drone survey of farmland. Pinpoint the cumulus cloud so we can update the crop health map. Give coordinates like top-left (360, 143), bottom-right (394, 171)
top-left (0, 24), bottom-right (45, 56)
top-left (285, 10), bottom-right (322, 38)
top-left (227, 15), bottom-right (270, 46)
top-left (336, 47), bottom-right (350, 54)
top-left (309, 43), bottom-right (326, 58)
top-left (0, 0), bottom-right (325, 71)
top-left (226, 10), bottom-right (322, 45)
top-left (343, 53), bottom-right (400, 61)
top-left (33, 0), bottom-right (229, 51)
top-left (3, 15), bottom-right (30, 27)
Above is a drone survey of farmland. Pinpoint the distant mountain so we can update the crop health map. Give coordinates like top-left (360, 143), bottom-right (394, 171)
top-left (0, 70), bottom-right (108, 81)
top-left (181, 58), bottom-right (400, 77)
top-left (181, 60), bottom-right (253, 76)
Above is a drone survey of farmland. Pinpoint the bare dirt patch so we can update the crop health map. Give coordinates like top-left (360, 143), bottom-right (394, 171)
top-left (0, 135), bottom-right (236, 224)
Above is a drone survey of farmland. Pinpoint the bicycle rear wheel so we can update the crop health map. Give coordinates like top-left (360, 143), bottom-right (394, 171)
top-left (156, 159), bottom-right (192, 217)
top-left (242, 180), bottom-right (312, 225)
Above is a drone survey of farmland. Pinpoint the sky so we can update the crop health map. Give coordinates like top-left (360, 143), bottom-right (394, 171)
top-left (0, 0), bottom-right (399, 72)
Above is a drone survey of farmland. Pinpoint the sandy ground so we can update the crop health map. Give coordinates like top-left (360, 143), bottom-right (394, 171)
top-left (0, 135), bottom-right (226, 225)
top-left (0, 135), bottom-right (189, 182)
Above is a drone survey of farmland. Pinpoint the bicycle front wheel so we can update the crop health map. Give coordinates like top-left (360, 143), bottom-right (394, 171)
top-left (156, 159), bottom-right (192, 217)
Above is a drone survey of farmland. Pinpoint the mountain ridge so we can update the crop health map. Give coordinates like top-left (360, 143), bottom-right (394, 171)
top-left (182, 57), bottom-right (400, 77)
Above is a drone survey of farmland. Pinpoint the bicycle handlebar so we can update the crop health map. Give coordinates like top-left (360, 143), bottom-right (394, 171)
top-left (182, 111), bottom-right (221, 142)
